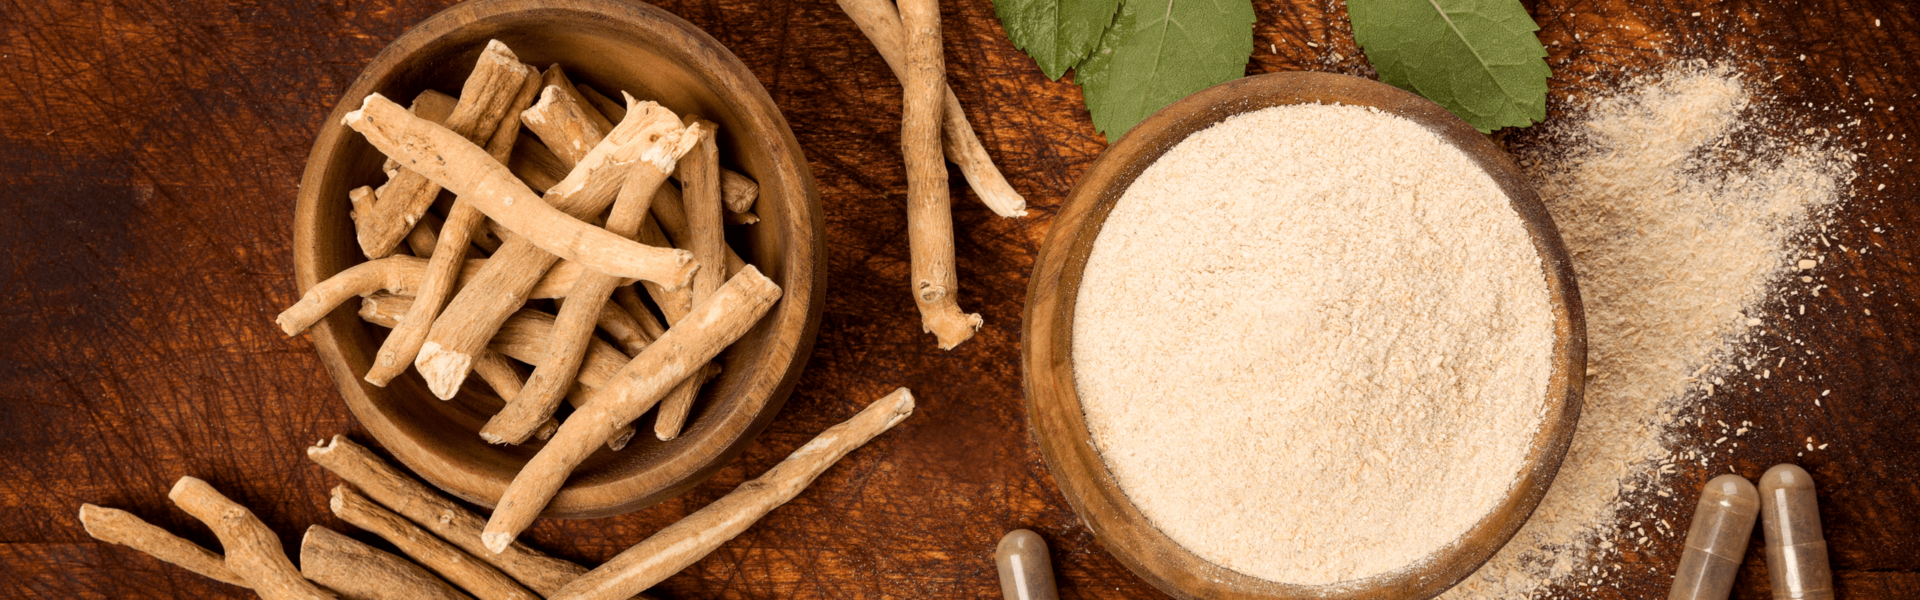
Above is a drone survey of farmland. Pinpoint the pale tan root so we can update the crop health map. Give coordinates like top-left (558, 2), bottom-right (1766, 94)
top-left (274, 256), bottom-right (636, 336)
top-left (680, 118), bottom-right (728, 303)
top-left (652, 361), bottom-right (720, 441)
top-left (611, 285), bottom-right (668, 339)
top-left (358, 296), bottom-right (627, 447)
top-left (354, 41), bottom-right (530, 258)
top-left (301, 525), bottom-right (475, 600)
top-left (724, 209), bottom-right (760, 225)
top-left (406, 210), bottom-right (443, 258)
top-left (78, 504), bottom-right (247, 588)
top-left (412, 97), bottom-right (691, 400)
top-left (344, 94), bottom-right (695, 286)
top-left (552, 388), bottom-right (917, 600)
top-left (581, 87), bottom-right (761, 213)
top-left (633, 217), bottom-right (694, 323)
top-left (483, 266), bottom-right (784, 553)
top-left (485, 114), bottom-right (698, 444)
top-left (521, 67), bottom-right (611, 168)
top-left (591, 297), bottom-right (653, 355)
top-left (649, 184), bottom-right (747, 276)
top-left (330, 485), bottom-right (538, 600)
top-left (305, 437), bottom-right (591, 596)
top-left (361, 59), bottom-right (544, 386)
top-left (836, 0), bottom-right (1025, 217)
top-left (899, 0), bottom-right (981, 350)
top-left (167, 477), bottom-right (336, 599)
top-left (470, 351), bottom-right (563, 441)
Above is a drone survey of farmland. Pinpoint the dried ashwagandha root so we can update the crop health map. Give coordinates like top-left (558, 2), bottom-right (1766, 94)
top-left (354, 40), bottom-right (530, 259)
top-left (899, 0), bottom-right (982, 350)
top-left (305, 436), bottom-right (657, 600)
top-left (300, 525), bottom-right (475, 600)
top-left (329, 485), bottom-right (539, 600)
top-left (652, 361), bottom-right (720, 441)
top-left (363, 60), bottom-right (544, 387)
top-left (484, 120), bottom-right (701, 445)
top-left (343, 93), bottom-right (696, 288)
top-left (78, 504), bottom-right (249, 588)
top-left (550, 388), bottom-right (917, 600)
top-left (483, 266), bottom-right (784, 553)
top-left (413, 96), bottom-right (690, 400)
top-left (167, 477), bottom-right (337, 600)
top-left (274, 256), bottom-right (637, 337)
top-left (522, 66), bottom-right (611, 168)
top-left (577, 85), bottom-right (762, 214)
top-left (358, 294), bottom-right (632, 449)
top-left (836, 0), bottom-right (1027, 218)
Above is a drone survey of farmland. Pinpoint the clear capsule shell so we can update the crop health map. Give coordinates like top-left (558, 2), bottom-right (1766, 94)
top-left (1760, 464), bottom-right (1833, 600)
top-left (1669, 474), bottom-right (1759, 600)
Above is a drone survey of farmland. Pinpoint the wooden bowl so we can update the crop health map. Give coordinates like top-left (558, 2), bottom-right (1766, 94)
top-left (293, 0), bottom-right (823, 519)
top-left (1021, 72), bottom-right (1586, 600)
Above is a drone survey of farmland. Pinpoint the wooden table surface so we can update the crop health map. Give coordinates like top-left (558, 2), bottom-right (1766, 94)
top-left (3, 0), bottom-right (1916, 598)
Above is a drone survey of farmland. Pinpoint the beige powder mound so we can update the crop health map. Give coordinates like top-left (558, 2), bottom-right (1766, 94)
top-left (1442, 67), bottom-right (1856, 598)
top-left (1073, 104), bottom-right (1556, 586)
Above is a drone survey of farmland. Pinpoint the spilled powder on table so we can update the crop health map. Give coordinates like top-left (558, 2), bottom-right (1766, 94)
top-left (1442, 66), bottom-right (1857, 598)
top-left (1073, 104), bottom-right (1555, 586)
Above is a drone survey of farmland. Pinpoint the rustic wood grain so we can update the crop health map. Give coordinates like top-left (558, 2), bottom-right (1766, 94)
top-left (0, 0), bottom-right (1914, 599)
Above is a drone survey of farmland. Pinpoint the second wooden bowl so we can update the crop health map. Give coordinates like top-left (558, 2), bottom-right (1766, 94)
top-left (1021, 72), bottom-right (1586, 600)
top-left (293, 0), bottom-right (824, 518)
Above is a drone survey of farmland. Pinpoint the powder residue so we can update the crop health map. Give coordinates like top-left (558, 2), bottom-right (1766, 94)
top-left (1073, 104), bottom-right (1556, 585)
top-left (1442, 66), bottom-right (1856, 598)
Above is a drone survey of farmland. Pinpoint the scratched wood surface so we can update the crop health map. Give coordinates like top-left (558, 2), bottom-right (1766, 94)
top-left (2, 0), bottom-right (1916, 598)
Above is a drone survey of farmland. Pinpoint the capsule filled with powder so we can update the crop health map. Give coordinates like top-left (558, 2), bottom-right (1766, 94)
top-left (995, 529), bottom-right (1058, 600)
top-left (1759, 463), bottom-right (1832, 600)
top-left (1668, 474), bottom-right (1759, 600)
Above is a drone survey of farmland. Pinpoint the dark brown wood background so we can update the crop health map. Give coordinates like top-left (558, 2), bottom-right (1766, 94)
top-left (2, 0), bottom-right (1916, 598)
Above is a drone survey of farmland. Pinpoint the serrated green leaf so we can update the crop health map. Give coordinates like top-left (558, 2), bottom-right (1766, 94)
top-left (994, 0), bottom-right (1123, 80)
top-left (1075, 0), bottom-right (1255, 142)
top-left (1349, 0), bottom-right (1551, 132)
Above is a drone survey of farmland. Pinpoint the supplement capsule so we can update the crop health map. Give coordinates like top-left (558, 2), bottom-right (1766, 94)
top-left (1669, 474), bottom-right (1759, 600)
top-left (1759, 464), bottom-right (1832, 600)
top-left (995, 529), bottom-right (1058, 600)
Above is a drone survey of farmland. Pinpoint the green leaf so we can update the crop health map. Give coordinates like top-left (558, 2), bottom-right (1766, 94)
top-left (1075, 0), bottom-right (1255, 142)
top-left (1348, 0), bottom-right (1551, 132)
top-left (994, 0), bottom-right (1123, 80)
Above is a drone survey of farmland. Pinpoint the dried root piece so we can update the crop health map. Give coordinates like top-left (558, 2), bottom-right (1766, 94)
top-left (343, 94), bottom-right (696, 287)
top-left (354, 40), bottom-right (532, 259)
top-left (406, 211), bottom-right (444, 258)
top-left (652, 361), bottom-right (720, 441)
top-left (521, 66), bottom-right (612, 168)
top-left (836, 0), bottom-right (1026, 218)
top-left (414, 97), bottom-right (690, 400)
top-left (167, 477), bottom-right (336, 600)
top-left (579, 86), bottom-right (761, 213)
top-left (484, 121), bottom-right (699, 445)
top-left (612, 286), bottom-right (668, 339)
top-left (274, 256), bottom-right (638, 337)
top-left (470, 352), bottom-right (562, 441)
top-left (329, 485), bottom-right (539, 600)
top-left (78, 504), bottom-right (248, 588)
top-left (305, 437), bottom-right (594, 596)
top-left (359, 295), bottom-right (628, 448)
top-left (680, 118), bottom-right (728, 303)
top-left (551, 388), bottom-right (917, 600)
top-left (900, 0), bottom-right (982, 350)
top-left (483, 266), bottom-right (784, 553)
top-left (300, 526), bottom-right (475, 600)
top-left (724, 208), bottom-right (760, 225)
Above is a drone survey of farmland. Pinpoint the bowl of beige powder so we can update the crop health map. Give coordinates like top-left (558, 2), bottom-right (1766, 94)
top-left (1021, 71), bottom-right (1586, 600)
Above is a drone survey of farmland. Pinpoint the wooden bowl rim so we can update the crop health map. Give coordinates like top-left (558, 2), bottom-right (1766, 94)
top-left (293, 0), bottom-right (825, 518)
top-left (1021, 71), bottom-right (1587, 600)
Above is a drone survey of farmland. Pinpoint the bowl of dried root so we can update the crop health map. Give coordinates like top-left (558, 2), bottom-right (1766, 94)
top-left (287, 0), bottom-right (824, 519)
top-left (1022, 71), bottom-right (1586, 600)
